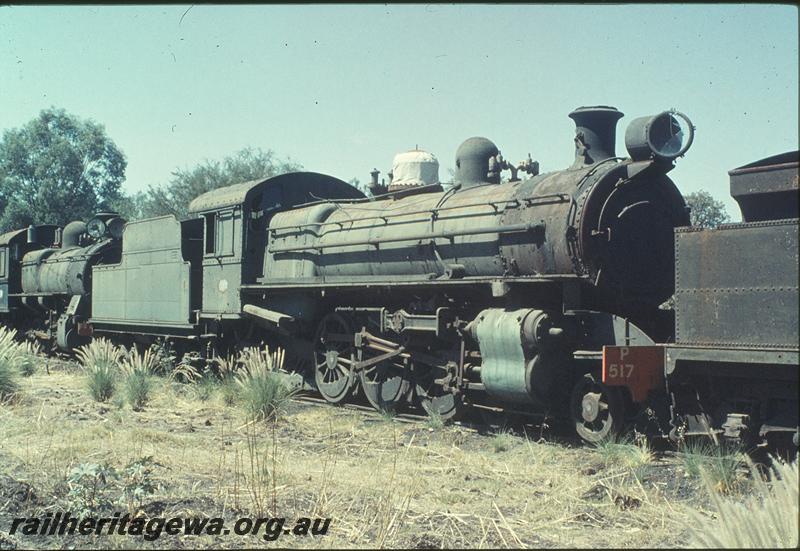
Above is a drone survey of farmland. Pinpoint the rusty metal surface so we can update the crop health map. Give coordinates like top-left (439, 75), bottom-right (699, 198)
top-left (729, 151), bottom-right (799, 222)
top-left (568, 106), bottom-right (624, 166)
top-left (674, 219), bottom-right (799, 348)
top-left (663, 345), bottom-right (799, 376)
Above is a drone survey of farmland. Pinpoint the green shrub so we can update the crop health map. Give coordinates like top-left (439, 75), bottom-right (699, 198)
top-left (235, 347), bottom-right (295, 422)
top-left (214, 355), bottom-right (239, 406)
top-left (148, 339), bottom-right (176, 376)
top-left (76, 339), bottom-right (123, 402)
top-left (120, 348), bottom-right (156, 410)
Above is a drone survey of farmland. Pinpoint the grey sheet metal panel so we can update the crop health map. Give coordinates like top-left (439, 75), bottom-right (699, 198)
top-left (92, 216), bottom-right (192, 324)
top-left (202, 203), bottom-right (243, 314)
top-left (675, 219), bottom-right (799, 348)
top-left (201, 261), bottom-right (242, 315)
top-left (319, 182), bottom-right (508, 278)
top-left (189, 179), bottom-right (266, 215)
top-left (262, 203), bottom-right (337, 280)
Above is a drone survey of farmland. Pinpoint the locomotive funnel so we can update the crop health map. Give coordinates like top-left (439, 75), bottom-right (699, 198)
top-left (568, 106), bottom-right (624, 167)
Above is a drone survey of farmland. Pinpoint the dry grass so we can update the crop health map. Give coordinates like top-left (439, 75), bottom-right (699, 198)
top-left (0, 328), bottom-right (22, 402)
top-left (1, 357), bottom-right (795, 549)
top-left (0, 327), bottom-right (40, 402)
top-left (689, 457), bottom-right (798, 548)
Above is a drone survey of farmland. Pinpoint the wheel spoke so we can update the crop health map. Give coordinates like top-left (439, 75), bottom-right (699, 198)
top-left (314, 314), bottom-right (357, 404)
top-left (571, 374), bottom-right (624, 444)
top-left (359, 355), bottom-right (411, 413)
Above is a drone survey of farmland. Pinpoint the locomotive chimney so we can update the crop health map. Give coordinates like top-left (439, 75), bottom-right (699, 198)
top-left (568, 106), bottom-right (624, 168)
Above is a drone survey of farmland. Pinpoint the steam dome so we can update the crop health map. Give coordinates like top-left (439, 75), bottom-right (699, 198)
top-left (389, 150), bottom-right (440, 191)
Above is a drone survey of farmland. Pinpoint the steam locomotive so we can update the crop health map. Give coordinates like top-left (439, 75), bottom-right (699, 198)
top-left (1, 105), bottom-right (796, 447)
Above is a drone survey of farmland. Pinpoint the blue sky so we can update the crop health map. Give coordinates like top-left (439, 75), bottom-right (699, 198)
top-left (1, 4), bottom-right (797, 218)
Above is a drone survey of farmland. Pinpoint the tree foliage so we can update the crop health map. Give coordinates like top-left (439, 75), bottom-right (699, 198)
top-left (685, 190), bottom-right (731, 229)
top-left (0, 108), bottom-right (126, 232)
top-left (136, 148), bottom-right (302, 219)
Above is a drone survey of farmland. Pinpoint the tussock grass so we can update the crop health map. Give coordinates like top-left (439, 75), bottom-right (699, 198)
top-left (679, 439), bottom-right (748, 494)
top-left (690, 457), bottom-right (798, 548)
top-left (235, 347), bottom-right (295, 422)
top-left (17, 341), bottom-right (42, 377)
top-left (119, 348), bottom-right (157, 410)
top-left (214, 354), bottom-right (239, 407)
top-left (167, 362), bottom-right (202, 384)
top-left (76, 338), bottom-right (123, 402)
top-left (491, 428), bottom-right (517, 453)
top-left (194, 374), bottom-right (218, 402)
top-left (594, 434), bottom-right (653, 478)
top-left (0, 326), bottom-right (29, 402)
top-left (378, 407), bottom-right (397, 423)
top-left (215, 354), bottom-right (239, 380)
top-left (425, 409), bottom-right (444, 430)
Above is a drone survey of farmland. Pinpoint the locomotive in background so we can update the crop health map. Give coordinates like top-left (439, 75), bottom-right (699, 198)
top-left (0, 105), bottom-right (795, 448)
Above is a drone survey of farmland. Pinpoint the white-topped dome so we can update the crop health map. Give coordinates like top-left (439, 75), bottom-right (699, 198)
top-left (389, 149), bottom-right (440, 190)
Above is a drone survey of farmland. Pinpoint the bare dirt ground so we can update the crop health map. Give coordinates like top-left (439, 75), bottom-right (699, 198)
top-left (0, 360), bottom-right (737, 549)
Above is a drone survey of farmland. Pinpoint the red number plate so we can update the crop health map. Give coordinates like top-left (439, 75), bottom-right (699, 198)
top-left (602, 346), bottom-right (664, 403)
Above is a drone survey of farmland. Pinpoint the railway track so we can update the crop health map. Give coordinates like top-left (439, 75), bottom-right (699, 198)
top-left (288, 391), bottom-right (564, 441)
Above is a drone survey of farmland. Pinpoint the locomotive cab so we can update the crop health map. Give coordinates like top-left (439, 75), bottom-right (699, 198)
top-left (186, 173), bottom-right (364, 318)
